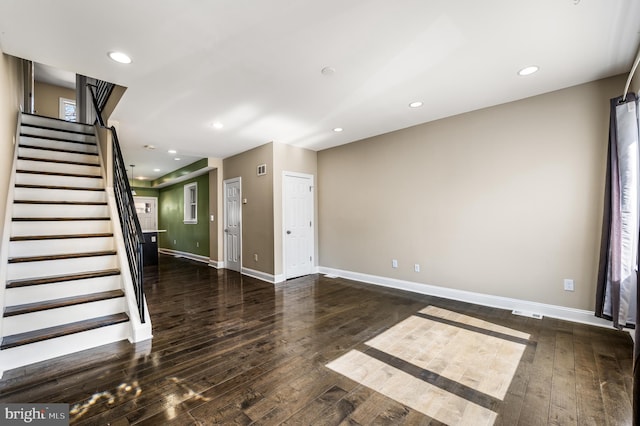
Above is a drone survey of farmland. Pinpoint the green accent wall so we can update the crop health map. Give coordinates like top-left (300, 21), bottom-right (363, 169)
top-left (158, 173), bottom-right (210, 257)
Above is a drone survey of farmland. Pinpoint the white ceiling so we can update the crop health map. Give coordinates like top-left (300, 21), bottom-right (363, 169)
top-left (1, 0), bottom-right (639, 181)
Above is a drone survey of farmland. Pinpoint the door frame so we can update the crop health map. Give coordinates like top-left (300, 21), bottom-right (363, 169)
top-left (282, 171), bottom-right (315, 279)
top-left (223, 177), bottom-right (242, 272)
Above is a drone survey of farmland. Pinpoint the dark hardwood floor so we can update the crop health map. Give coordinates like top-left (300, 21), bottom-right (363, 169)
top-left (0, 254), bottom-right (633, 425)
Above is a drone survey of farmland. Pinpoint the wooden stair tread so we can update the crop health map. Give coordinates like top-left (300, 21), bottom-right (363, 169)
top-left (9, 250), bottom-right (117, 263)
top-left (13, 217), bottom-right (110, 222)
top-left (4, 290), bottom-right (125, 317)
top-left (11, 233), bottom-right (113, 242)
top-left (13, 200), bottom-right (107, 206)
top-left (16, 169), bottom-right (102, 179)
top-left (6, 269), bottom-right (121, 288)
top-left (14, 183), bottom-right (104, 191)
top-left (0, 313), bottom-right (129, 350)
top-left (17, 156), bottom-right (99, 167)
top-left (19, 144), bottom-right (98, 156)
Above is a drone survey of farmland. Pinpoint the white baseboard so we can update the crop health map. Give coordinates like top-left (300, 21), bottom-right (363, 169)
top-left (242, 267), bottom-right (284, 284)
top-left (159, 248), bottom-right (209, 264)
top-left (318, 266), bottom-right (614, 330)
top-left (208, 260), bottom-right (224, 269)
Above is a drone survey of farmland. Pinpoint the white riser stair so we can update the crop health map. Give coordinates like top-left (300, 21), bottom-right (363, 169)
top-left (13, 203), bottom-right (110, 218)
top-left (3, 296), bottom-right (126, 335)
top-left (15, 173), bottom-right (104, 189)
top-left (1, 113), bottom-right (134, 373)
top-left (21, 113), bottom-right (94, 133)
top-left (5, 274), bottom-right (121, 305)
top-left (13, 187), bottom-right (107, 203)
top-left (19, 136), bottom-right (99, 154)
top-left (16, 159), bottom-right (101, 176)
top-left (12, 203), bottom-right (110, 218)
top-left (11, 220), bottom-right (112, 237)
top-left (7, 254), bottom-right (118, 280)
top-left (9, 236), bottom-right (115, 257)
top-left (20, 125), bottom-right (97, 144)
top-left (18, 147), bottom-right (99, 165)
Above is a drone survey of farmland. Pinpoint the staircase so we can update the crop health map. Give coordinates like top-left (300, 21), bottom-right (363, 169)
top-left (0, 113), bottom-right (141, 375)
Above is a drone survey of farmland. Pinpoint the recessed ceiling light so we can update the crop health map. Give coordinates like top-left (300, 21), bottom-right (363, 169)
top-left (212, 121), bottom-right (224, 129)
top-left (409, 101), bottom-right (423, 108)
top-left (174, 157), bottom-right (181, 161)
top-left (168, 149), bottom-right (177, 154)
top-left (333, 127), bottom-right (343, 132)
top-left (108, 51), bottom-right (132, 64)
top-left (153, 168), bottom-right (161, 172)
top-left (518, 65), bottom-right (539, 76)
top-left (136, 176), bottom-right (147, 180)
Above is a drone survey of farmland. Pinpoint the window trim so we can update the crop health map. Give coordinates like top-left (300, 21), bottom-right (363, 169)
top-left (59, 97), bottom-right (77, 122)
top-left (184, 182), bottom-right (198, 224)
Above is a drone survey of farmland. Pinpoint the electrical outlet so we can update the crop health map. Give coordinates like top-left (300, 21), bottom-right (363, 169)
top-left (414, 264), bottom-right (420, 272)
top-left (254, 253), bottom-right (258, 262)
top-left (173, 239), bottom-right (176, 245)
top-left (196, 242), bottom-right (199, 248)
top-left (563, 279), bottom-right (574, 292)
top-left (392, 259), bottom-right (398, 268)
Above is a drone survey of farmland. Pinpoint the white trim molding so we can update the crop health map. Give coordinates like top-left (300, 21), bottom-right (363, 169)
top-left (241, 267), bottom-right (285, 284)
top-left (209, 260), bottom-right (224, 269)
top-left (318, 266), bottom-right (615, 330)
top-left (159, 248), bottom-right (209, 264)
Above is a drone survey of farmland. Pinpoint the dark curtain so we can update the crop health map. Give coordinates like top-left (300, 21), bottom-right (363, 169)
top-left (596, 93), bottom-right (639, 424)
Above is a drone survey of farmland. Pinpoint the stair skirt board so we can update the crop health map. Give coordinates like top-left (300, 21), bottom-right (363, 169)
top-left (11, 220), bottom-right (112, 237)
top-left (12, 203), bottom-right (110, 218)
top-left (5, 275), bottom-right (122, 306)
top-left (3, 297), bottom-right (126, 335)
top-left (16, 159), bottom-right (100, 176)
top-left (19, 136), bottom-right (98, 154)
top-left (7, 255), bottom-right (119, 281)
top-left (0, 321), bottom-right (131, 377)
top-left (15, 173), bottom-right (104, 189)
top-left (9, 236), bottom-right (116, 257)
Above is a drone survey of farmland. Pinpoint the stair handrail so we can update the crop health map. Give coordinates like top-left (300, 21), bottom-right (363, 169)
top-left (87, 83), bottom-right (145, 324)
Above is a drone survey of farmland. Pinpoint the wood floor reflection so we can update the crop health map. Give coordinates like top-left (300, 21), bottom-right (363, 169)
top-left (0, 255), bottom-right (633, 425)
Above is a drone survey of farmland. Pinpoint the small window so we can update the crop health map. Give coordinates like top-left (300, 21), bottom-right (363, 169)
top-left (184, 182), bottom-right (197, 224)
top-left (59, 97), bottom-right (77, 122)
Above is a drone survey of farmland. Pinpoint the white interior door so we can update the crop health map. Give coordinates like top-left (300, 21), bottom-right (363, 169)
top-left (284, 172), bottom-right (314, 279)
top-left (133, 196), bottom-right (157, 231)
top-left (224, 178), bottom-right (242, 272)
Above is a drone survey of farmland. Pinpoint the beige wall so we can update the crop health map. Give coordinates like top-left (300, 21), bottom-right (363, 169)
top-left (208, 157), bottom-right (224, 264)
top-left (318, 75), bottom-right (625, 311)
top-left (34, 81), bottom-right (75, 119)
top-left (223, 143), bottom-right (275, 274)
top-left (273, 142), bottom-right (318, 276)
top-left (0, 51), bottom-right (23, 246)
